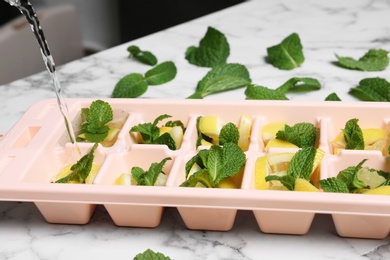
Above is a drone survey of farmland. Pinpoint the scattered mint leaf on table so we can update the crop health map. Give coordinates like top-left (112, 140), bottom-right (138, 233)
top-left (245, 84), bottom-right (288, 100)
top-left (112, 61), bottom-right (177, 98)
top-left (145, 61), bottom-right (177, 85)
top-left (55, 143), bottom-right (98, 183)
top-left (78, 100), bottom-right (113, 143)
top-left (267, 33), bottom-right (304, 70)
top-left (276, 77), bottom-right (321, 93)
top-left (181, 143), bottom-right (246, 188)
top-left (336, 49), bottom-right (389, 71)
top-left (127, 45), bottom-right (158, 66)
top-left (133, 249), bottom-right (171, 260)
top-left (342, 118), bottom-right (364, 150)
top-left (131, 157), bottom-right (171, 186)
top-left (276, 122), bottom-right (317, 148)
top-left (187, 63), bottom-right (251, 99)
top-left (325, 92), bottom-right (341, 101)
top-left (185, 26), bottom-right (230, 67)
top-left (349, 77), bottom-right (390, 101)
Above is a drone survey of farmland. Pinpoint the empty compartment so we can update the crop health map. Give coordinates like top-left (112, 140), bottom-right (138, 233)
top-left (323, 150), bottom-right (390, 239)
top-left (94, 146), bottom-right (175, 227)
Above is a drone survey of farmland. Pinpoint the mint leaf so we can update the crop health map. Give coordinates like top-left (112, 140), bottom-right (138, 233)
top-left (219, 122), bottom-right (239, 146)
top-left (267, 33), bottom-right (304, 70)
top-left (145, 61), bottom-right (177, 85)
top-left (127, 45), bottom-right (158, 66)
top-left (155, 132), bottom-right (176, 150)
top-left (185, 26), bottom-right (230, 67)
top-left (342, 118), bottom-right (364, 150)
top-left (112, 73), bottom-right (148, 98)
top-left (349, 77), bottom-right (390, 101)
top-left (55, 143), bottom-right (98, 183)
top-left (276, 77), bottom-right (321, 93)
top-left (276, 122), bottom-right (316, 147)
top-left (287, 147), bottom-right (316, 180)
top-left (325, 92), bottom-right (341, 101)
top-left (336, 49), bottom-right (389, 71)
top-left (131, 157), bottom-right (171, 186)
top-left (79, 100), bottom-right (113, 143)
top-left (133, 249), bottom-right (171, 260)
top-left (187, 63), bottom-right (251, 99)
top-left (245, 84), bottom-right (288, 100)
top-left (320, 177), bottom-right (350, 193)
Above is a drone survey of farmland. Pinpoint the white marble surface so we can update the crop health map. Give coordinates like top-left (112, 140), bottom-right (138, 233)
top-left (1, 0), bottom-right (390, 259)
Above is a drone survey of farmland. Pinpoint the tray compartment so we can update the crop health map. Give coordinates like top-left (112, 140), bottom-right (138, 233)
top-left (94, 146), bottom-right (175, 227)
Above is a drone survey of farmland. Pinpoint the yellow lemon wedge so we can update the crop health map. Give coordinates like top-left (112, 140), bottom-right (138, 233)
top-left (294, 178), bottom-right (320, 192)
top-left (264, 138), bottom-right (298, 150)
top-left (55, 163), bottom-right (100, 184)
top-left (199, 116), bottom-right (223, 144)
top-left (101, 127), bottom-right (121, 147)
top-left (217, 169), bottom-right (244, 189)
top-left (357, 167), bottom-right (386, 189)
top-left (255, 152), bottom-right (294, 190)
top-left (237, 114), bottom-right (253, 151)
top-left (363, 128), bottom-right (387, 152)
top-left (114, 173), bottom-right (133, 185)
top-left (159, 125), bottom-right (184, 149)
top-left (261, 122), bottom-right (287, 146)
top-left (363, 185), bottom-right (390, 195)
top-left (200, 139), bottom-right (213, 146)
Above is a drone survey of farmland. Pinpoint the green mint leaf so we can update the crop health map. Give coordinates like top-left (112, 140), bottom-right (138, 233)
top-left (145, 61), bottom-right (177, 86)
top-left (112, 73), bottom-right (148, 98)
top-left (185, 26), bottom-right (230, 68)
top-left (245, 84), bottom-right (288, 100)
top-left (133, 249), bottom-right (171, 260)
top-left (265, 175), bottom-right (295, 191)
top-left (182, 169), bottom-right (213, 188)
top-left (127, 45), bottom-right (158, 66)
top-left (342, 118), bottom-right (364, 150)
top-left (267, 33), bottom-right (304, 70)
top-left (320, 177), bottom-right (350, 193)
top-left (153, 114), bottom-right (172, 126)
top-left (287, 147), bottom-right (317, 180)
top-left (55, 143), bottom-right (98, 183)
top-left (336, 159), bottom-right (367, 190)
top-left (205, 145), bottom-right (224, 182)
top-left (185, 151), bottom-right (207, 178)
top-left (325, 92), bottom-right (341, 101)
top-left (349, 77), bottom-right (390, 102)
top-left (155, 132), bottom-right (176, 150)
top-left (130, 123), bottom-right (159, 144)
top-left (219, 122), bottom-right (239, 146)
top-left (276, 122), bottom-right (316, 147)
top-left (217, 142), bottom-right (246, 184)
top-left (336, 49), bottom-right (389, 71)
top-left (188, 63), bottom-right (251, 99)
top-left (276, 77), bottom-right (321, 94)
top-left (81, 100), bottom-right (113, 143)
top-left (131, 157), bottom-right (171, 186)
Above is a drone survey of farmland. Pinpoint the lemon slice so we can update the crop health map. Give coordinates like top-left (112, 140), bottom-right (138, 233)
top-left (237, 114), bottom-right (253, 151)
top-left (363, 128), bottom-right (387, 152)
top-left (294, 178), bottom-right (320, 192)
top-left (199, 116), bottom-right (223, 144)
top-left (101, 127), bottom-right (121, 147)
top-left (160, 126), bottom-right (184, 149)
top-left (363, 185), bottom-right (390, 195)
top-left (187, 163), bottom-right (202, 179)
top-left (261, 122), bottom-right (287, 146)
top-left (255, 152), bottom-right (294, 190)
top-left (85, 164), bottom-right (101, 184)
top-left (114, 173), bottom-right (132, 185)
top-left (357, 167), bottom-right (386, 189)
top-left (265, 138), bottom-right (298, 150)
top-left (217, 169), bottom-right (244, 189)
top-left (154, 173), bottom-right (168, 186)
top-left (200, 139), bottom-right (213, 146)
top-left (55, 163), bottom-right (100, 184)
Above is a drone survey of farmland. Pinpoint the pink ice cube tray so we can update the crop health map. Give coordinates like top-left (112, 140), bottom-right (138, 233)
top-left (0, 98), bottom-right (389, 239)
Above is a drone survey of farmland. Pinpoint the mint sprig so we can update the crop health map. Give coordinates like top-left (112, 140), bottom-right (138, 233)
top-left (112, 61), bottom-right (177, 98)
top-left (342, 118), bottom-right (364, 150)
top-left (181, 143), bottom-right (246, 188)
top-left (187, 63), bottom-right (251, 99)
top-left (130, 114), bottom-right (183, 150)
top-left (185, 26), bottom-right (230, 68)
top-left (349, 77), bottom-right (390, 101)
top-left (131, 157), bottom-right (171, 186)
top-left (336, 49), bottom-right (389, 71)
top-left (133, 249), bottom-right (171, 260)
top-left (267, 33), bottom-right (304, 70)
top-left (78, 100), bottom-right (113, 143)
top-left (127, 45), bottom-right (158, 66)
top-left (276, 122), bottom-right (317, 148)
top-left (55, 143), bottom-right (98, 183)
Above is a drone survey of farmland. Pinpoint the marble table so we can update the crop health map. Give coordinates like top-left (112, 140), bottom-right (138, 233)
top-left (1, 0), bottom-right (390, 259)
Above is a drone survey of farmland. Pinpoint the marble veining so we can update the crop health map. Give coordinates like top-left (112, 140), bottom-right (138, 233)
top-left (1, 0), bottom-right (390, 259)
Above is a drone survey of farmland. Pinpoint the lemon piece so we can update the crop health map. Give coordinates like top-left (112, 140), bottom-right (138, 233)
top-left (159, 126), bottom-right (172, 135)
top-left (55, 165), bottom-right (77, 183)
top-left (237, 114), bottom-right (253, 151)
top-left (85, 164), bottom-right (101, 184)
top-left (101, 127), bottom-right (120, 147)
top-left (357, 167), bottom-right (386, 189)
top-left (199, 116), bottom-right (223, 144)
top-left (261, 122), bottom-right (287, 146)
top-left (55, 163), bottom-right (100, 184)
top-left (106, 118), bottom-right (125, 129)
top-left (217, 169), bottom-right (244, 189)
top-left (169, 126), bottom-right (184, 149)
top-left (294, 178), bottom-right (320, 192)
top-left (200, 139), bottom-right (213, 146)
top-left (265, 138), bottom-right (298, 150)
top-left (363, 128), bottom-right (387, 152)
top-left (331, 131), bottom-right (347, 152)
top-left (187, 163), bottom-right (202, 179)
top-left (363, 185), bottom-right (390, 195)
top-left (154, 173), bottom-right (168, 186)
top-left (255, 153), bottom-right (294, 190)
top-left (114, 173), bottom-right (132, 185)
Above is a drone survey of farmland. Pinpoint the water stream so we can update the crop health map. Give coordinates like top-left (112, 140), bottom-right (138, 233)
top-left (4, 0), bottom-right (80, 155)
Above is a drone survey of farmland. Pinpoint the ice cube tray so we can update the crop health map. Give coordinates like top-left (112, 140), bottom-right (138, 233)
top-left (0, 98), bottom-right (389, 239)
